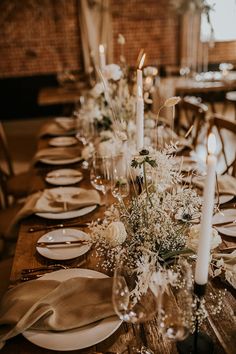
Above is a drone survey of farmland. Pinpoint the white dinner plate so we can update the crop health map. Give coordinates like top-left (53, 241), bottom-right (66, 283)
top-left (39, 156), bottom-right (82, 166)
top-left (212, 208), bottom-right (236, 237)
top-left (45, 169), bottom-right (83, 186)
top-left (49, 136), bottom-right (78, 147)
top-left (36, 228), bottom-right (91, 260)
top-left (23, 269), bottom-right (122, 351)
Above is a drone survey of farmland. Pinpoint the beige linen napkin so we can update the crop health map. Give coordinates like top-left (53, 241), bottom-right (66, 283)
top-left (190, 174), bottom-right (236, 195)
top-left (6, 188), bottom-right (101, 237)
top-left (33, 147), bottom-right (81, 164)
top-left (38, 120), bottom-right (75, 137)
top-left (0, 277), bottom-right (115, 348)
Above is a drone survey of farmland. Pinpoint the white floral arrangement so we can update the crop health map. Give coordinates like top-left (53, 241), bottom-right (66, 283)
top-left (90, 146), bottom-right (202, 268)
top-left (89, 141), bottom-right (235, 301)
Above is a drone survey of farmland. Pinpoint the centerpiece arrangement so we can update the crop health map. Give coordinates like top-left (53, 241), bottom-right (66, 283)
top-left (77, 37), bottom-right (236, 352)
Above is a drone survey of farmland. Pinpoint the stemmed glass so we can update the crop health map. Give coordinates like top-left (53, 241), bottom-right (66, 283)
top-left (112, 251), bottom-right (160, 353)
top-left (111, 154), bottom-right (130, 202)
top-left (90, 153), bottom-right (113, 207)
top-left (157, 259), bottom-right (193, 343)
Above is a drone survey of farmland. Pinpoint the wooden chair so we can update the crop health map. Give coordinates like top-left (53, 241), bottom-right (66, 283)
top-left (176, 96), bottom-right (208, 148)
top-left (0, 121), bottom-right (31, 203)
top-left (208, 115), bottom-right (236, 176)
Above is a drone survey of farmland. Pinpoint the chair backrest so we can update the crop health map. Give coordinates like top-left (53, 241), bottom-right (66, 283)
top-left (0, 121), bottom-right (14, 177)
top-left (208, 115), bottom-right (236, 176)
top-left (177, 96), bottom-right (208, 148)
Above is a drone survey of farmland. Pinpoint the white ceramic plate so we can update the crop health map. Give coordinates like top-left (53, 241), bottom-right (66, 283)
top-left (23, 269), bottom-right (121, 351)
top-left (36, 228), bottom-right (91, 260)
top-left (39, 156), bottom-right (82, 166)
top-left (45, 169), bottom-right (83, 186)
top-left (212, 208), bottom-right (236, 237)
top-left (49, 136), bottom-right (78, 147)
top-left (36, 204), bottom-right (97, 220)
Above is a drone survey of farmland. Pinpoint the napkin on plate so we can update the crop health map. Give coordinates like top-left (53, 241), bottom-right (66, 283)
top-left (33, 147), bottom-right (82, 163)
top-left (6, 188), bottom-right (101, 236)
top-left (0, 277), bottom-right (115, 348)
top-left (186, 174), bottom-right (236, 195)
top-left (38, 120), bottom-right (75, 137)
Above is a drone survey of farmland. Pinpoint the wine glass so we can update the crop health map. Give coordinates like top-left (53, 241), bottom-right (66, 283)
top-left (111, 153), bottom-right (130, 202)
top-left (90, 153), bottom-right (113, 207)
top-left (112, 251), bottom-right (160, 353)
top-left (158, 259), bottom-right (193, 342)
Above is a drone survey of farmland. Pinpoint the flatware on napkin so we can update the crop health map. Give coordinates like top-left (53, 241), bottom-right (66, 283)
top-left (0, 276), bottom-right (115, 348)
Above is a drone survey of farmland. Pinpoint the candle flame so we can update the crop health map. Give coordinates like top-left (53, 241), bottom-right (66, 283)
top-left (138, 53), bottom-right (146, 69)
top-left (208, 133), bottom-right (216, 155)
top-left (99, 44), bottom-right (105, 53)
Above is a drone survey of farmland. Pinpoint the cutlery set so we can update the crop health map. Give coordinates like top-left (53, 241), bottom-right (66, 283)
top-left (36, 239), bottom-right (90, 248)
top-left (20, 260), bottom-right (86, 281)
top-left (28, 221), bottom-right (90, 232)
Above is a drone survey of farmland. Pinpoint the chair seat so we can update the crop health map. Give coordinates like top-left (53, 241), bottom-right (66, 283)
top-left (6, 170), bottom-right (31, 199)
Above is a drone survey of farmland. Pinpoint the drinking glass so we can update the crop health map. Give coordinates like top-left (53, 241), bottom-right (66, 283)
top-left (112, 251), bottom-right (160, 353)
top-left (90, 153), bottom-right (113, 206)
top-left (158, 259), bottom-right (193, 342)
top-left (111, 154), bottom-right (130, 202)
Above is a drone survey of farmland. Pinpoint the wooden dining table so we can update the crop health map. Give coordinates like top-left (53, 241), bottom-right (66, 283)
top-left (1, 124), bottom-right (236, 354)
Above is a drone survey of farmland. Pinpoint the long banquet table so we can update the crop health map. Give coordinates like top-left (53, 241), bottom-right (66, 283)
top-left (1, 122), bottom-right (236, 354)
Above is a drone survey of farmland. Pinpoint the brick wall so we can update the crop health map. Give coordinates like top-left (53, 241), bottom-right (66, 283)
top-left (0, 0), bottom-right (235, 78)
top-left (112, 0), bottom-right (179, 68)
top-left (209, 41), bottom-right (236, 65)
top-left (0, 0), bottom-right (82, 78)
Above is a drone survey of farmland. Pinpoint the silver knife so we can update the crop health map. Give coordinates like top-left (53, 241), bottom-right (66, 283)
top-left (36, 240), bottom-right (90, 248)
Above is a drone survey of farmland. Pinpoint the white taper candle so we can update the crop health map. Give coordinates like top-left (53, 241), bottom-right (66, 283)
top-left (195, 133), bottom-right (217, 285)
top-left (136, 86), bottom-right (144, 151)
top-left (99, 44), bottom-right (106, 72)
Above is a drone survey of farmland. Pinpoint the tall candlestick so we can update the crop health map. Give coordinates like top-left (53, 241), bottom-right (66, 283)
top-left (99, 44), bottom-right (106, 71)
top-left (136, 53), bottom-right (146, 98)
top-left (136, 86), bottom-right (144, 151)
top-left (137, 69), bottom-right (143, 98)
top-left (195, 133), bottom-right (217, 285)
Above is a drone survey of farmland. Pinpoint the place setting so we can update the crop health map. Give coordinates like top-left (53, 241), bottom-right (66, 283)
top-left (38, 117), bottom-right (78, 137)
top-left (48, 136), bottom-right (78, 147)
top-left (35, 228), bottom-right (92, 261)
top-left (5, 187), bottom-right (102, 239)
top-left (45, 168), bottom-right (83, 186)
top-left (32, 146), bottom-right (83, 165)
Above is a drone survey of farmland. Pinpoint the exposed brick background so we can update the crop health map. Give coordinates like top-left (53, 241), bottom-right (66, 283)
top-left (0, 0), bottom-right (235, 78)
